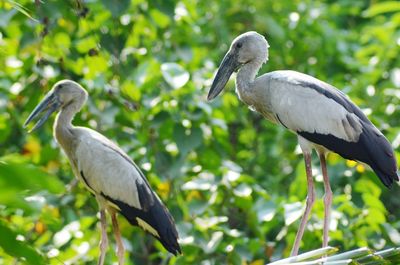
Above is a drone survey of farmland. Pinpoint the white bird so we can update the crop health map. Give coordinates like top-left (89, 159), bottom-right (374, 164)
top-left (207, 31), bottom-right (398, 256)
top-left (24, 80), bottom-right (181, 265)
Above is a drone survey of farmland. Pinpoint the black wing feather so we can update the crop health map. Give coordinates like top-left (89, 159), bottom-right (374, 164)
top-left (298, 119), bottom-right (398, 188)
top-left (288, 71), bottom-right (398, 187)
top-left (94, 142), bottom-right (181, 254)
top-left (294, 75), bottom-right (370, 123)
top-left (101, 180), bottom-right (181, 255)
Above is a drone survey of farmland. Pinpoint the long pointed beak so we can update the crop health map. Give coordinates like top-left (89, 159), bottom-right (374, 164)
top-left (207, 51), bottom-right (240, 100)
top-left (23, 91), bottom-right (61, 132)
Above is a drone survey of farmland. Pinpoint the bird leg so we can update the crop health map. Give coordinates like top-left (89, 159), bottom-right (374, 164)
top-left (319, 153), bottom-right (332, 248)
top-left (98, 209), bottom-right (108, 265)
top-left (111, 211), bottom-right (125, 265)
top-left (291, 153), bottom-right (315, 256)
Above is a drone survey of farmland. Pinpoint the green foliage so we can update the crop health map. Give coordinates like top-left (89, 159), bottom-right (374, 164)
top-left (269, 246), bottom-right (400, 264)
top-left (0, 219), bottom-right (46, 265)
top-left (0, 0), bottom-right (399, 264)
top-left (0, 154), bottom-right (65, 211)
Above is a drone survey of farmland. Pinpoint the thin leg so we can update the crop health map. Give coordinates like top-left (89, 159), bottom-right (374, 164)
top-left (291, 153), bottom-right (316, 256)
top-left (319, 153), bottom-right (332, 248)
top-left (111, 211), bottom-right (125, 265)
top-left (98, 209), bottom-right (108, 265)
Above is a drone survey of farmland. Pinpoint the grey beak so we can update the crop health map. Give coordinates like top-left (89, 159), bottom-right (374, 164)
top-left (24, 91), bottom-right (61, 132)
top-left (207, 52), bottom-right (240, 100)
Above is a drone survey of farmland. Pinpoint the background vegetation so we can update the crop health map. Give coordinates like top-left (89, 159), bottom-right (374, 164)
top-left (0, 0), bottom-right (399, 264)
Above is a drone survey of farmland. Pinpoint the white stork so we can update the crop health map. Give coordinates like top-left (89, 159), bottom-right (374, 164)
top-left (24, 80), bottom-right (181, 265)
top-left (207, 31), bottom-right (399, 256)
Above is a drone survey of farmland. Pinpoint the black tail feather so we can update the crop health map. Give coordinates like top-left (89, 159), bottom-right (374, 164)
top-left (299, 121), bottom-right (399, 188)
top-left (359, 122), bottom-right (398, 187)
top-left (371, 166), bottom-right (399, 188)
top-left (102, 183), bottom-right (181, 255)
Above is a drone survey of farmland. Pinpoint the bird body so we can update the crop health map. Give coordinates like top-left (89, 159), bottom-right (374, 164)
top-left (66, 126), bottom-right (179, 247)
top-left (237, 69), bottom-right (397, 186)
top-left (237, 70), bottom-right (397, 187)
top-left (207, 31), bottom-right (398, 256)
top-left (24, 80), bottom-right (181, 264)
top-left (60, 126), bottom-right (146, 210)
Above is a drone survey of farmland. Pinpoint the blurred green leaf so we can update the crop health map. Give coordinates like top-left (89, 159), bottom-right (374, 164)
top-left (1, 0), bottom-right (400, 263)
top-left (0, 219), bottom-right (46, 265)
top-left (161, 62), bottom-right (190, 89)
top-left (150, 9), bottom-right (171, 28)
top-left (101, 0), bottom-right (130, 17)
top-left (268, 246), bottom-right (338, 264)
top-left (382, 223), bottom-right (400, 245)
top-left (284, 202), bottom-right (303, 226)
top-left (173, 125), bottom-right (203, 156)
top-left (363, 1), bottom-right (400, 17)
top-left (0, 155), bottom-right (65, 195)
top-left (6, 0), bottom-right (38, 22)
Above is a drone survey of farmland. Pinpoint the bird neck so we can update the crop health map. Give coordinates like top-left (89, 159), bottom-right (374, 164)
top-left (236, 60), bottom-right (263, 100)
top-left (53, 99), bottom-right (85, 148)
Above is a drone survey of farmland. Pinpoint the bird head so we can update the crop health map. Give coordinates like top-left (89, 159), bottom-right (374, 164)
top-left (24, 80), bottom-right (88, 132)
top-left (207, 31), bottom-right (269, 100)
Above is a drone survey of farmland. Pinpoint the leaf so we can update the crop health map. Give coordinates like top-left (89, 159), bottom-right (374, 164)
top-left (362, 193), bottom-right (386, 212)
top-left (0, 154), bottom-right (65, 211)
top-left (173, 125), bottom-right (203, 156)
top-left (150, 9), bottom-right (170, 28)
top-left (75, 37), bottom-right (98, 54)
top-left (100, 33), bottom-right (126, 55)
top-left (268, 247), bottom-right (400, 264)
top-left (0, 114), bottom-right (11, 143)
top-left (0, 219), bottom-right (47, 265)
top-left (182, 171), bottom-right (216, 191)
top-left (375, 247), bottom-right (400, 260)
top-left (250, 260), bottom-right (265, 265)
top-left (0, 154), bottom-right (65, 195)
top-left (254, 199), bottom-right (276, 222)
top-left (382, 223), bottom-right (400, 245)
top-left (326, 247), bottom-right (371, 261)
top-left (284, 202), bottom-right (303, 226)
top-left (363, 1), bottom-right (400, 17)
top-left (133, 60), bottom-right (151, 87)
top-left (233, 183), bottom-right (252, 197)
top-left (182, 178), bottom-right (213, 190)
top-left (354, 178), bottom-right (381, 197)
top-left (101, 0), bottom-right (130, 17)
top-left (264, 16), bottom-right (285, 40)
top-left (204, 231), bottom-right (223, 254)
top-left (161, 62), bottom-right (190, 89)
top-left (195, 216), bottom-right (228, 229)
top-left (6, 0), bottom-right (38, 22)
top-left (268, 247), bottom-right (338, 264)
top-left (0, 8), bottom-right (17, 28)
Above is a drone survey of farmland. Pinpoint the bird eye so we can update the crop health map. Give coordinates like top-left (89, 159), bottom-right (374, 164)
top-left (236, 42), bottom-right (242, 49)
top-left (58, 84), bottom-right (63, 89)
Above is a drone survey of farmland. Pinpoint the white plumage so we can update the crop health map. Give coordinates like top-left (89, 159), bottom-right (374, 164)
top-left (256, 71), bottom-right (363, 142)
top-left (74, 128), bottom-right (145, 209)
top-left (208, 31), bottom-right (398, 256)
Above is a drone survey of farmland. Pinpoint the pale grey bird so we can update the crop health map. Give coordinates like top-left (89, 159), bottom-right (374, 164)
top-left (24, 80), bottom-right (181, 265)
top-left (207, 31), bottom-right (398, 256)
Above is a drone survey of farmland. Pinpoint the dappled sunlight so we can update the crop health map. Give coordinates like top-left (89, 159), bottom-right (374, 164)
top-left (0, 0), bottom-right (399, 264)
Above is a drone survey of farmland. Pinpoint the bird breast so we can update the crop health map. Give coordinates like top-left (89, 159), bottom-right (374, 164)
top-left (72, 128), bottom-right (146, 210)
top-left (267, 77), bottom-right (363, 142)
top-left (235, 81), bottom-right (280, 124)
